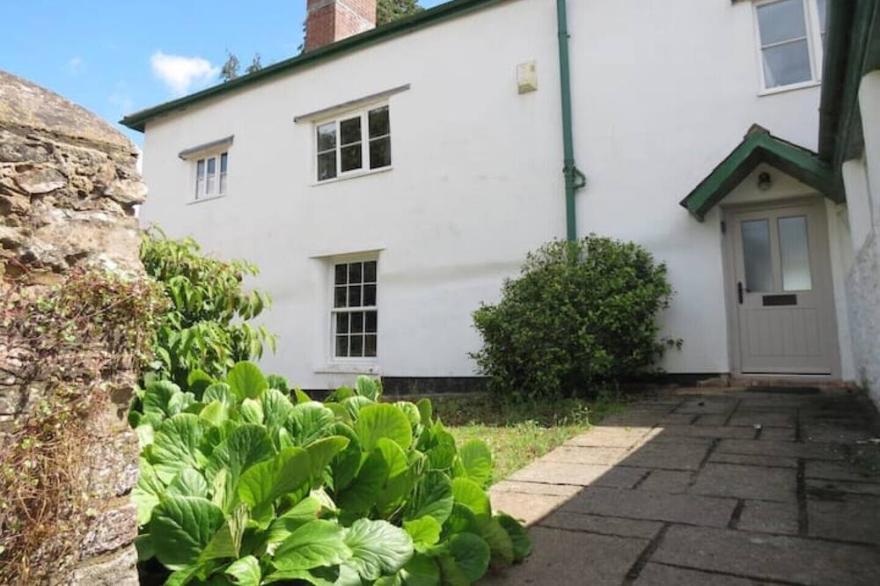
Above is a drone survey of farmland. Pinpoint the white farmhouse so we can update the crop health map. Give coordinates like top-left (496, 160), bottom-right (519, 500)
top-left (124, 0), bottom-right (880, 403)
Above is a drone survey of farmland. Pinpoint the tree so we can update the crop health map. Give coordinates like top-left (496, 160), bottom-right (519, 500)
top-left (219, 51), bottom-right (239, 81)
top-left (377, 0), bottom-right (423, 26)
top-left (245, 53), bottom-right (263, 74)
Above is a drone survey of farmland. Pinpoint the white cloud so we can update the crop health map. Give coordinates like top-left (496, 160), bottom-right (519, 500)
top-left (68, 56), bottom-right (84, 75)
top-left (150, 51), bottom-right (219, 96)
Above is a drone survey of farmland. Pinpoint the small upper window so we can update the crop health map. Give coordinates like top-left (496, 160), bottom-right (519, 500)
top-left (754, 0), bottom-right (827, 91)
top-left (194, 152), bottom-right (228, 199)
top-left (315, 105), bottom-right (391, 182)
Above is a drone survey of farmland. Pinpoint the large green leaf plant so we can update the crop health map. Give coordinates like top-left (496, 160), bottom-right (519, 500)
top-left (132, 362), bottom-right (530, 585)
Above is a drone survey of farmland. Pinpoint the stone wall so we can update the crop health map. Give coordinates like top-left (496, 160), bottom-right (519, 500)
top-left (846, 225), bottom-right (880, 407)
top-left (0, 70), bottom-right (146, 584)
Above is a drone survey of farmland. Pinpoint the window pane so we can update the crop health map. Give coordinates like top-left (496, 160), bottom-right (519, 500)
top-left (742, 219), bottom-right (774, 292)
top-left (816, 0), bottom-right (828, 33)
top-left (197, 159), bottom-right (205, 178)
top-left (335, 264), bottom-right (347, 285)
top-left (334, 286), bottom-right (347, 308)
top-left (348, 262), bottom-right (362, 284)
top-left (779, 216), bottom-right (813, 291)
top-left (762, 39), bottom-right (812, 87)
top-left (336, 312), bottom-right (350, 334)
top-left (340, 117), bottom-right (362, 146)
top-left (341, 144), bottom-right (363, 172)
top-left (756, 0), bottom-right (807, 45)
top-left (365, 311), bottom-right (377, 333)
top-left (207, 157), bottom-right (216, 176)
top-left (196, 177), bottom-right (204, 198)
top-left (348, 285), bottom-right (362, 307)
top-left (351, 312), bottom-right (364, 334)
top-left (196, 159), bottom-right (205, 198)
top-left (350, 334), bottom-right (364, 357)
top-left (365, 334), bottom-right (377, 357)
top-left (363, 284), bottom-right (376, 306)
top-left (317, 123), bottom-right (336, 151)
top-left (368, 106), bottom-right (390, 138)
top-left (318, 152), bottom-right (337, 181)
top-left (220, 152), bottom-right (228, 173)
top-left (219, 173), bottom-right (227, 195)
top-left (369, 137), bottom-right (392, 169)
top-left (336, 335), bottom-right (349, 358)
top-left (364, 261), bottom-right (377, 283)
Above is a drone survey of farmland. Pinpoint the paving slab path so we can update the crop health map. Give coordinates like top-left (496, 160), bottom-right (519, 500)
top-left (484, 387), bottom-right (880, 585)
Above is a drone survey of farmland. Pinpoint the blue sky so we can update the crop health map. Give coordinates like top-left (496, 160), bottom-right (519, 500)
top-left (0, 1), bottom-right (446, 144)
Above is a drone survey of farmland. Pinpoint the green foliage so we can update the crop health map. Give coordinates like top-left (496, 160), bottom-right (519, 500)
top-left (377, 0), bottom-right (423, 26)
top-left (472, 236), bottom-right (676, 400)
top-left (140, 228), bottom-right (276, 388)
top-left (132, 363), bottom-right (529, 584)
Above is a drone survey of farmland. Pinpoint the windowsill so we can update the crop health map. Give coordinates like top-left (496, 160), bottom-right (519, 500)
top-left (758, 79), bottom-right (821, 97)
top-left (315, 362), bottom-right (381, 375)
top-left (187, 194), bottom-right (227, 205)
top-left (312, 166), bottom-right (392, 187)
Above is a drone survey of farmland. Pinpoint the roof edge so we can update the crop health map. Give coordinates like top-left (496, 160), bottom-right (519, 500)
top-left (120, 0), bottom-right (504, 132)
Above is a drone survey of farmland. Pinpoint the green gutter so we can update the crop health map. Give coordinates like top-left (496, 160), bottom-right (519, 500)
top-left (121, 0), bottom-right (503, 132)
top-left (556, 0), bottom-right (586, 241)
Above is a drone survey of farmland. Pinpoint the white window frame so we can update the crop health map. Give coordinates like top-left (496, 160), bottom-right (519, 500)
top-left (193, 151), bottom-right (229, 201)
top-left (313, 103), bottom-right (392, 184)
top-left (753, 0), bottom-right (828, 95)
top-left (329, 257), bottom-right (379, 363)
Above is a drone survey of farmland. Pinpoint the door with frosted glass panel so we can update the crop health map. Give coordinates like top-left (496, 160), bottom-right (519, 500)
top-left (731, 203), bottom-right (836, 374)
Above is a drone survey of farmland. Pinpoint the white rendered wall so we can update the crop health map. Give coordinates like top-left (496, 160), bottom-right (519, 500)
top-left (139, 0), bottom-right (851, 388)
top-left (843, 71), bottom-right (880, 405)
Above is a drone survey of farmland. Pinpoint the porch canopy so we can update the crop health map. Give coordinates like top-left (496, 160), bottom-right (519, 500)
top-left (679, 125), bottom-right (843, 221)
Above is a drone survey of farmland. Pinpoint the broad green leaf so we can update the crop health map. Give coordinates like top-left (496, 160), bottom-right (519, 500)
top-left (375, 438), bottom-right (414, 514)
top-left (287, 402), bottom-right (337, 446)
top-left (341, 395), bottom-right (373, 421)
top-left (152, 414), bottom-right (205, 483)
top-left (305, 436), bottom-right (350, 485)
top-left (266, 374), bottom-right (290, 392)
top-left (474, 515), bottom-right (514, 566)
top-left (395, 402), bottom-right (421, 428)
top-left (416, 399), bottom-right (433, 426)
top-left (264, 566), bottom-right (340, 585)
top-left (225, 555), bottom-right (261, 586)
top-left (168, 391), bottom-right (197, 416)
top-left (227, 361), bottom-right (268, 400)
top-left (497, 514), bottom-right (532, 562)
top-left (375, 575), bottom-right (403, 586)
top-left (356, 404), bottom-right (413, 452)
top-left (167, 467), bottom-right (208, 498)
top-left (273, 519), bottom-right (351, 571)
top-left (337, 448), bottom-right (389, 514)
top-left (200, 503), bottom-right (248, 562)
top-left (143, 380), bottom-right (181, 419)
top-left (136, 424), bottom-right (154, 449)
top-left (133, 459), bottom-right (164, 525)
top-left (240, 398), bottom-right (264, 425)
top-left (186, 368), bottom-right (215, 398)
top-left (204, 383), bottom-right (235, 406)
top-left (150, 496), bottom-right (225, 570)
top-left (164, 565), bottom-right (200, 586)
top-left (444, 504), bottom-right (477, 536)
top-left (199, 400), bottom-right (229, 427)
top-left (344, 519), bottom-right (414, 581)
top-left (355, 376), bottom-right (381, 400)
top-left (238, 447), bottom-right (310, 509)
top-left (426, 428), bottom-right (456, 471)
top-left (262, 388), bottom-right (294, 434)
top-left (457, 440), bottom-right (493, 488)
top-left (204, 424), bottom-right (274, 484)
top-left (294, 388), bottom-right (313, 404)
top-left (451, 477), bottom-right (490, 517)
top-left (404, 471), bottom-right (453, 525)
top-left (327, 386), bottom-right (356, 402)
top-left (437, 555), bottom-right (469, 586)
top-left (134, 533), bottom-right (155, 561)
top-left (266, 496), bottom-right (322, 547)
top-left (447, 533), bottom-right (490, 583)
top-left (403, 517), bottom-right (441, 550)
top-left (401, 553), bottom-right (440, 586)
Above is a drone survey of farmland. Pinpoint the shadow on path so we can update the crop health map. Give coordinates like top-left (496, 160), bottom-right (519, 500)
top-left (483, 387), bottom-right (880, 585)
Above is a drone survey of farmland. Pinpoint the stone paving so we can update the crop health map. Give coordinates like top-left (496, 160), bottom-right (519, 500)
top-left (485, 387), bottom-right (880, 585)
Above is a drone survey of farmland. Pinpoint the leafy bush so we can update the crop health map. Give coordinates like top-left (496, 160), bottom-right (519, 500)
top-left (141, 229), bottom-right (275, 387)
top-left (131, 362), bottom-right (530, 585)
top-left (472, 236), bottom-right (675, 400)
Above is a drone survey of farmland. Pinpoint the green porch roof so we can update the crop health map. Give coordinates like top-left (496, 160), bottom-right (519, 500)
top-left (679, 125), bottom-right (842, 221)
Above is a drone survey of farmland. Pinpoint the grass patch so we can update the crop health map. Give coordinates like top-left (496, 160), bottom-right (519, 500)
top-left (433, 393), bottom-right (626, 483)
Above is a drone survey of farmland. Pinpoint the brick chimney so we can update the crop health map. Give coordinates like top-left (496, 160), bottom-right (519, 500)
top-left (305, 0), bottom-right (377, 51)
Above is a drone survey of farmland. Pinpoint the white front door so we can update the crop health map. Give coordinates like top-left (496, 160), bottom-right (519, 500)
top-left (729, 201), bottom-right (838, 375)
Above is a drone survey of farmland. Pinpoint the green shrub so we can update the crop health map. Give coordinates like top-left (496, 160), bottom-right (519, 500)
top-left (130, 362), bottom-right (530, 585)
top-left (140, 229), bottom-right (275, 387)
top-left (472, 236), bottom-right (676, 400)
